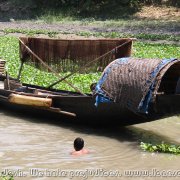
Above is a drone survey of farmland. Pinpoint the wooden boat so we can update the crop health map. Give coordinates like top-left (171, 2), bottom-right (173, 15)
top-left (0, 37), bottom-right (179, 125)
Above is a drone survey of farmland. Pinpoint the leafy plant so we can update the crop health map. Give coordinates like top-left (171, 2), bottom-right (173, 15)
top-left (0, 172), bottom-right (14, 180)
top-left (133, 42), bottom-right (180, 59)
top-left (140, 142), bottom-right (180, 155)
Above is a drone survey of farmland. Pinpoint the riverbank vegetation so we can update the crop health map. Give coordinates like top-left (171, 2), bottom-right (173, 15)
top-left (0, 1), bottom-right (179, 48)
top-left (0, 1), bottom-right (179, 37)
top-left (0, 0), bottom-right (179, 21)
top-left (2, 28), bottom-right (179, 42)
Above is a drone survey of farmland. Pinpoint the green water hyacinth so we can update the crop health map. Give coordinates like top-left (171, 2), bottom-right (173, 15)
top-left (140, 142), bottom-right (180, 155)
top-left (77, 32), bottom-right (180, 42)
top-left (0, 36), bottom-right (179, 93)
top-left (0, 172), bottom-right (14, 180)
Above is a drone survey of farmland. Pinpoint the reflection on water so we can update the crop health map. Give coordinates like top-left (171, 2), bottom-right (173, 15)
top-left (0, 109), bottom-right (180, 180)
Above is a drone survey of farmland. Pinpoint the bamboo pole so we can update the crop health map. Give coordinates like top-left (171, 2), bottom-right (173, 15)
top-left (17, 61), bottom-right (24, 81)
top-left (5, 72), bottom-right (10, 90)
top-left (8, 93), bottom-right (52, 107)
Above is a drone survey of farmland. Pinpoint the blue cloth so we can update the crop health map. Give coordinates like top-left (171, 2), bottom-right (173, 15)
top-left (95, 95), bottom-right (111, 107)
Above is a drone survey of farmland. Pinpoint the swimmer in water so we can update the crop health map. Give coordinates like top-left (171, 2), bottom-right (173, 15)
top-left (71, 137), bottom-right (89, 156)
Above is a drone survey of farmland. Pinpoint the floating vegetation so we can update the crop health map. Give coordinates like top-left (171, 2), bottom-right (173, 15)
top-left (140, 142), bottom-right (180, 155)
top-left (3, 28), bottom-right (58, 38)
top-left (0, 172), bottom-right (14, 180)
top-left (133, 42), bottom-right (180, 59)
top-left (20, 66), bottom-right (101, 93)
top-left (1, 28), bottom-right (180, 42)
top-left (77, 32), bottom-right (180, 42)
top-left (0, 36), bottom-right (179, 93)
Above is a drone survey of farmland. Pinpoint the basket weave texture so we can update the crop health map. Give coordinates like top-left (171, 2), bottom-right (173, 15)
top-left (96, 57), bottom-right (179, 113)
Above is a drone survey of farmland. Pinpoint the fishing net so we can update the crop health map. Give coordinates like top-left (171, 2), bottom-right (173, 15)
top-left (19, 37), bottom-right (132, 73)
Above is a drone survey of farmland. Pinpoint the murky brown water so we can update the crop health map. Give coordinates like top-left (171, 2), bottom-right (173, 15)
top-left (0, 109), bottom-right (180, 180)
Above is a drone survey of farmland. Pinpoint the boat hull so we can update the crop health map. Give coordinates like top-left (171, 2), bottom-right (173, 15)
top-left (0, 94), bottom-right (179, 126)
top-left (0, 78), bottom-right (179, 126)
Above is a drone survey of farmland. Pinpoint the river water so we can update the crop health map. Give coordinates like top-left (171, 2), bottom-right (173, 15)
top-left (0, 108), bottom-right (180, 180)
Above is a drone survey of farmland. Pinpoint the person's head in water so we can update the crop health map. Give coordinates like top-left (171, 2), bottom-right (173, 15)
top-left (74, 137), bottom-right (84, 151)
